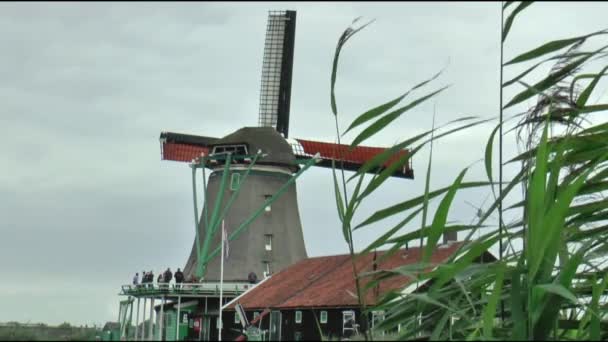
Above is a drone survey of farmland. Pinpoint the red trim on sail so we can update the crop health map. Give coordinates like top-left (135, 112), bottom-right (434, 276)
top-left (293, 139), bottom-right (412, 171)
top-left (161, 142), bottom-right (210, 162)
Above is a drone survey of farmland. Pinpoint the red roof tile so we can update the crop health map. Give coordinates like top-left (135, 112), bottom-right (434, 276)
top-left (229, 243), bottom-right (464, 310)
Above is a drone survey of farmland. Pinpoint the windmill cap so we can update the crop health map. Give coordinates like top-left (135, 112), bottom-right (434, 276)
top-left (211, 127), bottom-right (298, 171)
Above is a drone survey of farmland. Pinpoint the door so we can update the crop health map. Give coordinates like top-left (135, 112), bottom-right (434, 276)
top-left (269, 311), bottom-right (282, 341)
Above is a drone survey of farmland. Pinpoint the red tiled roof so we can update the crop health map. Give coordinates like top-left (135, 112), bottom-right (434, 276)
top-left (229, 243), bottom-right (464, 310)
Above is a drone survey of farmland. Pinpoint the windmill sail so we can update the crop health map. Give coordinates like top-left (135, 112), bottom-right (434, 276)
top-left (290, 139), bottom-right (414, 179)
top-left (258, 10), bottom-right (296, 138)
top-left (159, 131), bottom-right (413, 179)
top-left (159, 132), bottom-right (219, 162)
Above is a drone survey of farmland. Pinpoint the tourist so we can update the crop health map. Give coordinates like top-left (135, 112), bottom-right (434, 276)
top-left (174, 268), bottom-right (184, 289)
top-left (163, 268), bottom-right (173, 289)
top-left (148, 270), bottom-right (155, 288)
top-left (132, 273), bottom-right (139, 287)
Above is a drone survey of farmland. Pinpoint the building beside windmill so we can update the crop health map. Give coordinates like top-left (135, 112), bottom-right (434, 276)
top-left (222, 243), bottom-right (496, 341)
top-left (114, 10), bottom-right (427, 342)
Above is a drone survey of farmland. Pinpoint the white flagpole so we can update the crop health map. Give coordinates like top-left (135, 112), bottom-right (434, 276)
top-left (219, 219), bottom-right (225, 341)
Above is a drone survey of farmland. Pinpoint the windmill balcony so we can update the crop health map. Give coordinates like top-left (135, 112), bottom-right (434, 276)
top-left (120, 282), bottom-right (252, 299)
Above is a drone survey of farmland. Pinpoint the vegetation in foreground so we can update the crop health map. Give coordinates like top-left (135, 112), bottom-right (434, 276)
top-left (329, 1), bottom-right (608, 340)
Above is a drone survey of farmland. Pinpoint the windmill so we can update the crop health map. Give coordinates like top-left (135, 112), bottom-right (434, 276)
top-left (159, 10), bottom-right (415, 283)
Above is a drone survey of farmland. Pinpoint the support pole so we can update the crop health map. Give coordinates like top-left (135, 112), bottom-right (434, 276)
top-left (198, 154), bottom-right (233, 278)
top-left (148, 298), bottom-right (155, 341)
top-left (219, 221), bottom-right (225, 342)
top-left (127, 298), bottom-right (134, 340)
top-left (135, 298), bottom-right (141, 342)
top-left (191, 165), bottom-right (202, 279)
top-left (159, 296), bottom-right (165, 341)
top-left (142, 298), bottom-right (148, 340)
top-left (118, 301), bottom-right (124, 333)
top-left (201, 158), bottom-right (210, 238)
top-left (175, 296), bottom-right (182, 341)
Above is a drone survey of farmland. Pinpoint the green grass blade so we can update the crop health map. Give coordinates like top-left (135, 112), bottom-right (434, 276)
top-left (423, 168), bottom-right (468, 263)
top-left (431, 310), bottom-right (451, 340)
top-left (534, 284), bottom-right (578, 305)
top-left (502, 60), bottom-right (545, 87)
top-left (527, 123), bottom-right (548, 280)
top-left (589, 274), bottom-right (608, 340)
top-left (503, 30), bottom-right (608, 66)
top-left (502, 1), bottom-right (534, 43)
top-left (348, 116), bottom-right (483, 182)
top-left (526, 124), bottom-right (548, 278)
top-left (343, 172), bottom-right (366, 229)
top-left (576, 65), bottom-right (608, 107)
top-left (355, 182), bottom-right (490, 229)
top-left (485, 123), bottom-right (501, 186)
top-left (503, 50), bottom-right (597, 88)
top-left (432, 235), bottom-right (500, 289)
top-left (350, 86), bottom-right (449, 147)
top-left (510, 265), bottom-right (526, 340)
top-left (359, 209), bottom-right (423, 255)
top-left (331, 160), bottom-right (346, 224)
top-left (343, 68), bottom-right (445, 136)
top-left (331, 18), bottom-right (374, 116)
top-left (504, 55), bottom-right (591, 109)
top-left (503, 1), bottom-right (515, 10)
top-left (483, 263), bottom-right (505, 339)
top-left (356, 145), bottom-right (421, 203)
top-left (421, 112), bottom-right (436, 253)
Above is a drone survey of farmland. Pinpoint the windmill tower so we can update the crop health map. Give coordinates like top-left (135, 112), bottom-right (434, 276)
top-left (159, 11), bottom-right (415, 283)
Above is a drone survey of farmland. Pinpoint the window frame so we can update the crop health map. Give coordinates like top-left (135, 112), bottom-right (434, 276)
top-left (295, 310), bottom-right (302, 324)
top-left (230, 172), bottom-right (241, 191)
top-left (320, 311), bottom-right (328, 324)
top-left (265, 234), bottom-right (273, 251)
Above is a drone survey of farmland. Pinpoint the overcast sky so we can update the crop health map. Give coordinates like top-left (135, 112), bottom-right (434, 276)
top-left (1, 2), bottom-right (607, 327)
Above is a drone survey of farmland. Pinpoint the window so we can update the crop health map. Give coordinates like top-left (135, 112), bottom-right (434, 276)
top-left (211, 144), bottom-right (248, 156)
top-left (235, 312), bottom-right (241, 324)
top-left (371, 311), bottom-right (385, 336)
top-left (320, 311), bottom-right (328, 324)
top-left (264, 195), bottom-right (272, 213)
top-left (230, 173), bottom-right (241, 191)
top-left (265, 234), bottom-right (273, 251)
top-left (342, 310), bottom-right (356, 334)
top-left (254, 312), bottom-right (260, 321)
top-left (263, 262), bottom-right (271, 277)
top-left (295, 311), bottom-right (302, 324)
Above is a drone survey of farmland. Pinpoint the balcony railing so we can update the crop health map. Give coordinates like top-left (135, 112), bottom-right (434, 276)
top-left (120, 282), bottom-right (253, 297)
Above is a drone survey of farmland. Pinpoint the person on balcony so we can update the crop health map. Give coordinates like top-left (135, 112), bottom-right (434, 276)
top-left (163, 268), bottom-right (173, 289)
top-left (132, 273), bottom-right (139, 287)
top-left (174, 268), bottom-right (184, 289)
top-left (157, 272), bottom-right (164, 290)
top-left (147, 270), bottom-right (155, 288)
